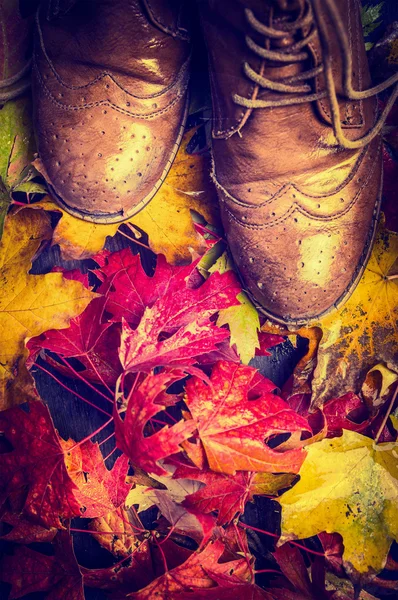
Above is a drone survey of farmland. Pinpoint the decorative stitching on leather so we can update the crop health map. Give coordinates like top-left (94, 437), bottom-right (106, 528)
top-left (35, 9), bottom-right (190, 99)
top-left (219, 137), bottom-right (381, 228)
top-left (34, 60), bottom-right (186, 119)
top-left (211, 140), bottom-right (373, 209)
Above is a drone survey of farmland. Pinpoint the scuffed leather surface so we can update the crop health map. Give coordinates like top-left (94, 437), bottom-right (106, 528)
top-left (200, 0), bottom-right (383, 323)
top-left (33, 0), bottom-right (190, 219)
top-left (0, 0), bottom-right (32, 84)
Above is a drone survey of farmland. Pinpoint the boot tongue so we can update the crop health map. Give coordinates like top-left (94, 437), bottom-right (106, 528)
top-left (273, 0), bottom-right (302, 10)
top-left (141, 0), bottom-right (190, 40)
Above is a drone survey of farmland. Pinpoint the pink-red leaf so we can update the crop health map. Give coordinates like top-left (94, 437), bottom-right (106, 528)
top-left (114, 371), bottom-right (196, 476)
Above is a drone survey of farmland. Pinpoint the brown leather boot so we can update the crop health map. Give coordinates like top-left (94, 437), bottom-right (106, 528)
top-left (0, 0), bottom-right (33, 102)
top-left (32, 0), bottom-right (190, 222)
top-left (199, 0), bottom-right (398, 325)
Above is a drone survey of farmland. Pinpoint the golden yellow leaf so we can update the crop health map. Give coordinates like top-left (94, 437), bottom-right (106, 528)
top-left (131, 129), bottom-right (221, 264)
top-left (88, 508), bottom-right (137, 558)
top-left (279, 430), bottom-right (398, 578)
top-left (33, 196), bottom-right (120, 261)
top-left (311, 225), bottom-right (398, 404)
top-left (251, 472), bottom-right (296, 496)
top-left (0, 209), bottom-right (95, 410)
top-left (34, 129), bottom-right (221, 264)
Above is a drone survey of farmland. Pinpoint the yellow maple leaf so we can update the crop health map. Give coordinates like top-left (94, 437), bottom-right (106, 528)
top-left (279, 430), bottom-right (398, 578)
top-left (34, 129), bottom-right (221, 264)
top-left (0, 209), bottom-right (95, 410)
top-left (311, 224), bottom-right (398, 404)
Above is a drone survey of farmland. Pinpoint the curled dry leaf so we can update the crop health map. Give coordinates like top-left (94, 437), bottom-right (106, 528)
top-left (279, 430), bottom-right (398, 578)
top-left (361, 363), bottom-right (398, 413)
top-left (184, 361), bottom-right (311, 475)
top-left (88, 507), bottom-right (137, 558)
top-left (312, 224), bottom-right (398, 404)
top-left (0, 208), bottom-right (94, 409)
top-left (33, 128), bottom-right (220, 264)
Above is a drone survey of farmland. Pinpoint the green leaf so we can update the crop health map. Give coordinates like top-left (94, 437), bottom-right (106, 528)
top-left (217, 291), bottom-right (260, 364)
top-left (361, 3), bottom-right (384, 38)
top-left (197, 248), bottom-right (261, 363)
top-left (13, 181), bottom-right (47, 195)
top-left (0, 97), bottom-right (34, 236)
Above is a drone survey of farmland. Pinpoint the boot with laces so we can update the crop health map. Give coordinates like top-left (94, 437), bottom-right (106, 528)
top-left (199, 0), bottom-right (398, 325)
top-left (32, 0), bottom-right (191, 222)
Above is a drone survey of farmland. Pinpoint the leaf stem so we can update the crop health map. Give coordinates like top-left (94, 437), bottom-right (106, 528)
top-left (239, 522), bottom-right (325, 557)
top-left (375, 383), bottom-right (398, 444)
top-left (67, 417), bottom-right (114, 452)
top-left (34, 362), bottom-right (111, 417)
top-left (99, 431), bottom-right (115, 446)
top-left (57, 354), bottom-right (114, 403)
top-left (254, 569), bottom-right (281, 575)
top-left (118, 227), bottom-right (152, 251)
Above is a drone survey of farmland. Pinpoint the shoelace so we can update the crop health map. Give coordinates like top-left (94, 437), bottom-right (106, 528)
top-left (233, 0), bottom-right (398, 150)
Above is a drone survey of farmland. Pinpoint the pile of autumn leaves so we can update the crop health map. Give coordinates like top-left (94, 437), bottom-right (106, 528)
top-left (0, 214), bottom-right (398, 600)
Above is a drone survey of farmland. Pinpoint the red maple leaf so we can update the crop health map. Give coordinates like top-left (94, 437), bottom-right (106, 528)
top-left (184, 362), bottom-right (311, 475)
top-left (125, 539), bottom-right (249, 599)
top-left (255, 332), bottom-right (285, 357)
top-left (62, 440), bottom-right (130, 519)
top-left (114, 370), bottom-right (196, 476)
top-left (30, 296), bottom-right (122, 386)
top-left (29, 249), bottom-right (241, 385)
top-left (0, 511), bottom-right (57, 544)
top-left (0, 402), bottom-right (81, 528)
top-left (172, 460), bottom-right (260, 525)
top-left (0, 531), bottom-right (83, 600)
top-left (81, 539), bottom-right (155, 594)
top-left (0, 402), bottom-right (129, 528)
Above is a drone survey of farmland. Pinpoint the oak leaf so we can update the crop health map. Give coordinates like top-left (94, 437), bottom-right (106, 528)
top-left (0, 208), bottom-right (94, 409)
top-left (311, 225), bottom-right (398, 404)
top-left (184, 361), bottom-right (311, 475)
top-left (279, 430), bottom-right (398, 578)
top-left (33, 129), bottom-right (220, 264)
